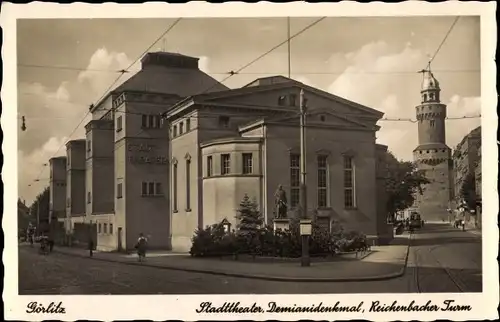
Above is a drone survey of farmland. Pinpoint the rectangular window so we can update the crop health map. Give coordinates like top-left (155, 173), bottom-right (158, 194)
top-left (186, 159), bottom-right (191, 210)
top-left (218, 116), bottom-right (230, 128)
top-left (242, 153), bottom-right (253, 174)
top-left (430, 120), bottom-right (435, 127)
top-left (109, 223), bottom-right (113, 235)
top-left (156, 115), bottom-right (161, 128)
top-left (142, 182), bottom-right (148, 196)
top-left (87, 140), bottom-right (91, 152)
top-left (142, 115), bottom-right (148, 128)
top-left (173, 125), bottom-right (177, 137)
top-left (186, 118), bottom-right (191, 131)
top-left (117, 183), bottom-right (123, 199)
top-left (290, 154), bottom-right (300, 207)
top-left (104, 223), bottom-right (108, 234)
top-left (317, 155), bottom-right (328, 208)
top-left (87, 191), bottom-right (91, 204)
top-left (173, 163), bottom-right (178, 212)
top-left (155, 182), bottom-right (163, 196)
top-left (149, 115), bottom-right (155, 128)
top-left (148, 182), bottom-right (155, 196)
top-left (179, 122), bottom-right (184, 134)
top-left (221, 154), bottom-right (231, 175)
top-left (207, 156), bottom-right (213, 177)
top-left (343, 156), bottom-right (355, 208)
top-left (98, 223), bottom-right (101, 234)
top-left (116, 115), bottom-right (123, 132)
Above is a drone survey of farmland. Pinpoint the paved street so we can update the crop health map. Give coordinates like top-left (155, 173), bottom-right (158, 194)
top-left (19, 223), bottom-right (481, 294)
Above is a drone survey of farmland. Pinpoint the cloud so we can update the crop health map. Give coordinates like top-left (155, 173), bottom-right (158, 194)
top-left (18, 136), bottom-right (68, 204)
top-left (18, 47), bottom-right (133, 204)
top-left (445, 95), bottom-right (481, 149)
top-left (77, 47), bottom-right (135, 102)
top-left (198, 56), bottom-right (210, 74)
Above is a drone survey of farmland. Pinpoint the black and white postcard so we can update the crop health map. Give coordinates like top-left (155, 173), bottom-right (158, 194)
top-left (1, 1), bottom-right (498, 321)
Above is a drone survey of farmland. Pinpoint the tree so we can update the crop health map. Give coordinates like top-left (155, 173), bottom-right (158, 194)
top-left (28, 187), bottom-right (50, 229)
top-left (459, 172), bottom-right (476, 210)
top-left (384, 151), bottom-right (430, 220)
top-left (235, 194), bottom-right (263, 236)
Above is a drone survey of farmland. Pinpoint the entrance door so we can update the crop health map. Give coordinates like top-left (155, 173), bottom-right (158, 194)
top-left (117, 227), bottom-right (123, 251)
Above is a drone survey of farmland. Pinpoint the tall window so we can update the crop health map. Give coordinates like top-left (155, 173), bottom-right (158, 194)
top-left (142, 115), bottom-right (148, 128)
top-left (186, 118), bottom-right (191, 131)
top-left (221, 154), bottom-right (231, 175)
top-left (186, 159), bottom-right (191, 210)
top-left (179, 122), bottom-right (184, 134)
top-left (207, 156), bottom-right (213, 177)
top-left (290, 154), bottom-right (300, 207)
top-left (149, 182), bottom-right (155, 195)
top-left (117, 183), bottom-right (123, 199)
top-left (173, 162), bottom-right (178, 212)
top-left (109, 223), bottom-right (113, 235)
top-left (430, 120), bottom-right (435, 127)
top-left (104, 223), bottom-right (108, 234)
top-left (317, 155), bottom-right (328, 207)
top-left (142, 182), bottom-right (148, 196)
top-left (87, 191), bottom-right (92, 204)
top-left (242, 153), bottom-right (253, 174)
top-left (116, 115), bottom-right (123, 132)
top-left (87, 140), bottom-right (91, 152)
top-left (343, 156), bottom-right (355, 208)
top-left (172, 125), bottom-right (177, 137)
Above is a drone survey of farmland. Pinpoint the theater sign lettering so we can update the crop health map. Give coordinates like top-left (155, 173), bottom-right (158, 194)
top-left (127, 144), bottom-right (168, 165)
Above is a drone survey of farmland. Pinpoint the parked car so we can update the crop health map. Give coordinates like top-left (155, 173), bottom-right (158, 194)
top-left (409, 212), bottom-right (422, 230)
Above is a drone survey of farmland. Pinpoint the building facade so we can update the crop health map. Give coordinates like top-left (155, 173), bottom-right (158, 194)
top-left (452, 126), bottom-right (481, 204)
top-left (54, 51), bottom-right (393, 252)
top-left (167, 76), bottom-right (391, 252)
top-left (49, 156), bottom-right (67, 223)
top-left (412, 69), bottom-right (453, 221)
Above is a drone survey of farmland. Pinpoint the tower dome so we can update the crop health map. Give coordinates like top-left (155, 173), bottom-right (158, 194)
top-left (421, 70), bottom-right (440, 91)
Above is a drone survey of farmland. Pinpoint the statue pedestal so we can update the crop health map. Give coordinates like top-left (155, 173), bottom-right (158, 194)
top-left (273, 218), bottom-right (290, 232)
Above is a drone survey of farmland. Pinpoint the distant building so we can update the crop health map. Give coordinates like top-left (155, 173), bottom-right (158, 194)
top-left (452, 126), bottom-right (481, 203)
top-left (65, 140), bottom-right (86, 236)
top-left (17, 199), bottom-right (31, 230)
top-left (412, 68), bottom-right (453, 221)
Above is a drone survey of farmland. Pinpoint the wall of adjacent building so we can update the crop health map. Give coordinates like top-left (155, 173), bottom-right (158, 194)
top-left (116, 95), bottom-right (171, 250)
top-left (263, 124), bottom-right (379, 237)
top-left (49, 158), bottom-right (67, 221)
top-left (201, 140), bottom-right (263, 231)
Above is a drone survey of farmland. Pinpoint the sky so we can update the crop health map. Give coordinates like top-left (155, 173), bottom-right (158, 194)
top-left (17, 16), bottom-right (481, 204)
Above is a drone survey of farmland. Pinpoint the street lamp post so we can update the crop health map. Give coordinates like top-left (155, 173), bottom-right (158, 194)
top-left (299, 89), bottom-right (311, 267)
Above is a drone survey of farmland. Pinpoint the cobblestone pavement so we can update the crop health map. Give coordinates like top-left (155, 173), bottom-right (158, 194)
top-left (18, 223), bottom-right (481, 294)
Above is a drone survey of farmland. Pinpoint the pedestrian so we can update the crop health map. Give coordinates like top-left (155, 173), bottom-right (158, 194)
top-left (135, 233), bottom-right (148, 262)
top-left (88, 238), bottom-right (94, 257)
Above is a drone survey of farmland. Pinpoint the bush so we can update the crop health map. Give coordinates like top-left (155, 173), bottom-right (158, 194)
top-left (189, 219), bottom-right (369, 258)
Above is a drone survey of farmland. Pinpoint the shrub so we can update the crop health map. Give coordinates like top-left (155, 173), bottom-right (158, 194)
top-left (189, 219), bottom-right (368, 258)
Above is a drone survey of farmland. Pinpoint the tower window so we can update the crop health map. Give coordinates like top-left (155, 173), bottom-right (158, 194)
top-left (423, 94), bottom-right (427, 102)
top-left (430, 120), bottom-right (435, 127)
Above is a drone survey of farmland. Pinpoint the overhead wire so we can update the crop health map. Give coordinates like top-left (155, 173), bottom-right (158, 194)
top-left (28, 18), bottom-right (183, 187)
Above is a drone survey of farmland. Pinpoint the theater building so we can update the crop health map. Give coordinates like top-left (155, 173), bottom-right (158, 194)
top-left (57, 51), bottom-right (392, 252)
top-left (166, 76), bottom-right (392, 252)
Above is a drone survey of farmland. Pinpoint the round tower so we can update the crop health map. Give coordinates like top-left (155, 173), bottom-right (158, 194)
top-left (412, 66), bottom-right (452, 222)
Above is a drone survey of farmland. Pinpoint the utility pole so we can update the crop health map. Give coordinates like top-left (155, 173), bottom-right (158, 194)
top-left (299, 89), bottom-right (310, 267)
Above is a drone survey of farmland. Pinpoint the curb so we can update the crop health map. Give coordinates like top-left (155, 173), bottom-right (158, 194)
top-left (53, 236), bottom-right (412, 283)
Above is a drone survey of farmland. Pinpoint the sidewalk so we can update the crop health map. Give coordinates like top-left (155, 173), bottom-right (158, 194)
top-left (448, 220), bottom-right (482, 237)
top-left (53, 234), bottom-right (411, 282)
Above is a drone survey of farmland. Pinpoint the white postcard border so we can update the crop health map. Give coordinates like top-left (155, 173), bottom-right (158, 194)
top-left (1, 1), bottom-right (498, 321)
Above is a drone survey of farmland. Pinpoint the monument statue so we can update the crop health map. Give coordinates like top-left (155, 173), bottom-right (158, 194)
top-left (274, 184), bottom-right (288, 219)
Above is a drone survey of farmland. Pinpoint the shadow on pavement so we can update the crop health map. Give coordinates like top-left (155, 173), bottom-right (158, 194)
top-left (411, 236), bottom-right (481, 247)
